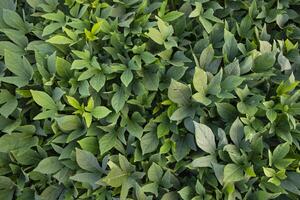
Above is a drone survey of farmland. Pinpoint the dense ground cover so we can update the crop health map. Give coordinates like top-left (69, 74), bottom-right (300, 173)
top-left (0, 0), bottom-right (300, 199)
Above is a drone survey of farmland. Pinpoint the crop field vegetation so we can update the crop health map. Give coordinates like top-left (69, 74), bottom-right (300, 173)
top-left (0, 0), bottom-right (299, 199)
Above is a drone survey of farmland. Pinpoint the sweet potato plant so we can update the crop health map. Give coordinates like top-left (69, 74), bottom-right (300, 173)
top-left (0, 0), bottom-right (300, 199)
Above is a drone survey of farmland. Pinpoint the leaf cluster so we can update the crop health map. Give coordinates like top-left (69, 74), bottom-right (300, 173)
top-left (0, 0), bottom-right (300, 199)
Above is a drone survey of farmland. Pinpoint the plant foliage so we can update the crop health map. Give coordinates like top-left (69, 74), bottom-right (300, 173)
top-left (0, 0), bottom-right (300, 199)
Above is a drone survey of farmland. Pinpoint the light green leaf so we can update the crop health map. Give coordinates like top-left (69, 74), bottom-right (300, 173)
top-left (90, 73), bottom-right (105, 92)
top-left (200, 44), bottom-right (214, 67)
top-left (207, 69), bottom-right (223, 95)
top-left (272, 143), bottom-right (290, 164)
top-left (222, 75), bottom-right (244, 91)
top-left (189, 2), bottom-right (202, 18)
top-left (56, 115), bottom-right (81, 132)
top-left (148, 163), bottom-right (163, 182)
top-left (157, 123), bottom-right (169, 138)
top-left (4, 50), bottom-right (33, 81)
top-left (76, 148), bottom-right (102, 173)
top-left (141, 52), bottom-right (157, 65)
top-left (102, 165), bottom-right (128, 187)
top-left (193, 67), bottom-right (207, 93)
top-left (91, 106), bottom-right (111, 119)
top-left (223, 164), bottom-right (244, 184)
top-left (278, 52), bottom-right (291, 71)
top-left (66, 96), bottom-right (81, 109)
top-left (99, 133), bottom-right (117, 155)
top-left (199, 16), bottom-right (213, 33)
top-left (157, 17), bottom-right (173, 40)
top-left (252, 52), bottom-right (276, 72)
top-left (47, 35), bottom-right (73, 44)
top-left (141, 132), bottom-right (158, 155)
top-left (34, 157), bottom-right (63, 174)
top-left (70, 173), bottom-right (101, 189)
top-left (194, 121), bottom-right (216, 154)
top-left (56, 57), bottom-right (72, 78)
top-left (168, 79), bottom-right (191, 105)
top-left (111, 87), bottom-right (126, 112)
top-left (0, 132), bottom-right (38, 153)
top-left (78, 137), bottom-right (98, 154)
top-left (190, 155), bottom-right (215, 168)
top-left (146, 28), bottom-right (164, 44)
top-left (3, 9), bottom-right (28, 33)
top-left (127, 120), bottom-right (143, 139)
top-left (161, 11), bottom-right (184, 22)
top-left (229, 118), bottom-right (244, 147)
top-left (121, 69), bottom-right (133, 87)
top-left (223, 29), bottom-right (238, 62)
top-left (192, 92), bottom-right (211, 106)
top-left (31, 90), bottom-right (57, 110)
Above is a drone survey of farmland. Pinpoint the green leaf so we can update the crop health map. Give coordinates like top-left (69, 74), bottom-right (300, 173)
top-left (46, 35), bottom-right (73, 44)
top-left (146, 28), bottom-right (164, 44)
top-left (157, 123), bottom-right (169, 138)
top-left (148, 163), bottom-right (163, 182)
top-left (0, 176), bottom-right (15, 200)
top-left (207, 69), bottom-right (223, 95)
top-left (190, 155), bottom-right (215, 168)
top-left (272, 143), bottom-right (290, 164)
top-left (0, 29), bottom-right (28, 47)
top-left (194, 121), bottom-right (216, 154)
top-left (189, 2), bottom-right (202, 18)
top-left (161, 192), bottom-right (179, 200)
top-left (4, 49), bottom-right (33, 82)
top-left (3, 9), bottom-right (28, 33)
top-left (141, 132), bottom-right (159, 155)
top-left (0, 89), bottom-right (18, 118)
top-left (127, 119), bottom-right (143, 139)
top-left (90, 73), bottom-right (105, 92)
top-left (70, 173), bottom-right (101, 189)
top-left (178, 186), bottom-right (193, 200)
top-left (223, 29), bottom-right (238, 62)
top-left (278, 52), bottom-right (291, 71)
top-left (168, 79), bottom-right (191, 105)
top-left (40, 185), bottom-right (63, 200)
top-left (252, 52), bottom-right (276, 72)
top-left (0, 41), bottom-right (24, 56)
top-left (192, 92), bottom-right (211, 106)
top-left (34, 157), bottom-right (63, 174)
top-left (102, 165), bottom-right (128, 187)
top-left (223, 164), bottom-right (244, 184)
top-left (56, 115), bottom-right (81, 132)
top-left (76, 148), bottom-right (102, 173)
top-left (193, 67), bottom-right (207, 93)
top-left (229, 118), bottom-right (244, 147)
top-left (266, 109), bottom-right (277, 123)
top-left (216, 103), bottom-right (238, 122)
top-left (157, 17), bottom-right (173, 40)
top-left (222, 75), bottom-right (244, 91)
top-left (56, 57), bottom-right (72, 78)
top-left (99, 133), bottom-right (117, 155)
top-left (199, 16), bottom-right (213, 33)
top-left (66, 96), bottom-right (81, 109)
top-left (31, 90), bottom-right (57, 110)
top-left (162, 11), bottom-right (184, 22)
top-left (141, 52), bottom-right (157, 65)
top-left (111, 87), bottom-right (126, 112)
top-left (78, 137), bottom-right (98, 154)
top-left (200, 44), bottom-right (214, 67)
top-left (91, 106), bottom-right (111, 119)
top-left (120, 69), bottom-right (133, 87)
top-left (172, 134), bottom-right (192, 161)
top-left (0, 132), bottom-right (38, 153)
